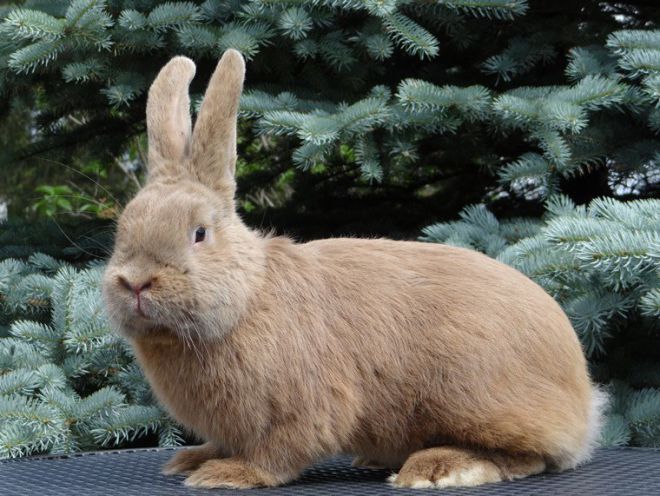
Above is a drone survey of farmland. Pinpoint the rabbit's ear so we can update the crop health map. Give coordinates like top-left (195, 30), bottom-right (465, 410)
top-left (190, 49), bottom-right (245, 199)
top-left (146, 56), bottom-right (196, 181)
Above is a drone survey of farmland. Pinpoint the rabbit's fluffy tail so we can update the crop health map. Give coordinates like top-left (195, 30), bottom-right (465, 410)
top-left (553, 384), bottom-right (609, 471)
top-left (583, 384), bottom-right (610, 459)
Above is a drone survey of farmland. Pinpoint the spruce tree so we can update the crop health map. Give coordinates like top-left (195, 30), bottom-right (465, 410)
top-left (1, 1), bottom-right (658, 232)
top-left (0, 1), bottom-right (659, 455)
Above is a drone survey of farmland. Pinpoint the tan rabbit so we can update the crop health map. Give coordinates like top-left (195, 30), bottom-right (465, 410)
top-left (102, 50), bottom-right (606, 490)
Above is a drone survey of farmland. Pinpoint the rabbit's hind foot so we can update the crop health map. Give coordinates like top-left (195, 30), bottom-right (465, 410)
top-left (388, 446), bottom-right (545, 489)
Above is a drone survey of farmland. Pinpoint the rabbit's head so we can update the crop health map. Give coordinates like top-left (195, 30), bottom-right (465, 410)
top-left (103, 51), bottom-right (262, 341)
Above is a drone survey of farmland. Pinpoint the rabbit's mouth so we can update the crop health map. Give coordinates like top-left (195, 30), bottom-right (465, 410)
top-left (125, 303), bottom-right (207, 341)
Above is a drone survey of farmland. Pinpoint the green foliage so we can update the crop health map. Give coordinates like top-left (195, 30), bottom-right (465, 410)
top-left (421, 196), bottom-right (660, 447)
top-left (0, 256), bottom-right (183, 458)
top-left (605, 382), bottom-right (660, 447)
top-left (29, 158), bottom-right (120, 219)
top-left (1, 1), bottom-right (658, 233)
top-left (31, 184), bottom-right (112, 218)
top-left (0, 0), bottom-right (659, 456)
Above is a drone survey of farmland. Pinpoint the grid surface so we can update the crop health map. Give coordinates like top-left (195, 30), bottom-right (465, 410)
top-left (1, 448), bottom-right (658, 496)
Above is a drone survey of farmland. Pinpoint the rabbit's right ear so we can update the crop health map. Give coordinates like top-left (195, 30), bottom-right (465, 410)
top-left (145, 56), bottom-right (196, 181)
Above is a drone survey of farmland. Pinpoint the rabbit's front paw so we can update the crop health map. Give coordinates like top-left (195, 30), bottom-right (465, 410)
top-left (161, 443), bottom-right (222, 475)
top-left (184, 458), bottom-right (281, 489)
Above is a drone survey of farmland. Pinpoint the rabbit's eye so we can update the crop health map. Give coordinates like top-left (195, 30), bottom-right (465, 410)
top-left (194, 227), bottom-right (206, 243)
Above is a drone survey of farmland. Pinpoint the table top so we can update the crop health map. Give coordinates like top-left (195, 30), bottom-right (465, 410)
top-left (1, 447), bottom-right (659, 495)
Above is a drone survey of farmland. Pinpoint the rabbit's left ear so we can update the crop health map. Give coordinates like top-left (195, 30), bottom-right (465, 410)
top-left (190, 49), bottom-right (245, 199)
top-left (146, 56), bottom-right (196, 181)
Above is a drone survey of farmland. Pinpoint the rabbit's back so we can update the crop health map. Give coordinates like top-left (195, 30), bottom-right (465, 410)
top-left (296, 238), bottom-right (592, 463)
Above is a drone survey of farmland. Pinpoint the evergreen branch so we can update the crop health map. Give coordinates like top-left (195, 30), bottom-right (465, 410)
top-left (9, 273), bottom-right (53, 312)
top-left (34, 364), bottom-right (68, 392)
top-left (90, 405), bottom-right (163, 446)
top-left (386, 136), bottom-right (419, 166)
top-left (0, 339), bottom-right (47, 373)
top-left (482, 36), bottom-right (554, 82)
top-left (77, 387), bottom-right (126, 421)
top-left (0, 423), bottom-right (62, 458)
top-left (117, 9), bottom-right (147, 31)
top-left (532, 129), bottom-right (572, 169)
top-left (544, 217), bottom-right (622, 246)
top-left (3, 9), bottom-right (65, 42)
top-left (241, 90), bottom-right (301, 117)
top-left (318, 31), bottom-right (356, 71)
top-left (297, 114), bottom-right (338, 145)
top-left (544, 194), bottom-right (582, 218)
top-left (617, 49), bottom-right (660, 77)
top-left (258, 110), bottom-right (307, 136)
top-left (576, 230), bottom-right (660, 289)
top-left (382, 12), bottom-right (439, 59)
top-left (0, 369), bottom-right (40, 396)
top-left (626, 388), bottom-right (660, 446)
top-left (354, 134), bottom-right (383, 182)
top-left (278, 7), bottom-right (313, 40)
top-left (62, 59), bottom-right (106, 83)
top-left (0, 395), bottom-right (61, 430)
top-left (362, 0), bottom-right (399, 17)
top-left (8, 40), bottom-right (65, 74)
top-left (600, 414), bottom-right (632, 447)
top-left (565, 47), bottom-right (617, 81)
top-left (499, 152), bottom-right (549, 185)
top-left (28, 253), bottom-right (62, 274)
top-left (293, 38), bottom-right (318, 59)
top-left (291, 142), bottom-right (330, 169)
top-left (644, 75), bottom-right (660, 106)
top-left (565, 291), bottom-right (632, 356)
top-left (147, 2), bottom-right (202, 31)
top-left (336, 96), bottom-right (391, 136)
top-left (607, 30), bottom-right (660, 53)
top-left (9, 321), bottom-right (59, 358)
top-left (158, 418), bottom-right (185, 447)
top-left (364, 33), bottom-right (394, 60)
top-left (459, 204), bottom-right (500, 233)
top-left (114, 363), bottom-right (151, 403)
top-left (590, 197), bottom-right (660, 230)
top-left (541, 100), bottom-right (587, 133)
top-left (640, 289), bottom-right (660, 318)
top-left (492, 94), bottom-right (539, 129)
top-left (391, 105), bottom-right (463, 133)
top-left (175, 25), bottom-right (217, 54)
top-left (554, 75), bottom-right (627, 110)
top-left (65, 0), bottom-right (113, 50)
top-left (397, 79), bottom-right (491, 121)
top-left (440, 0), bottom-right (529, 20)
top-left (217, 21), bottom-right (275, 60)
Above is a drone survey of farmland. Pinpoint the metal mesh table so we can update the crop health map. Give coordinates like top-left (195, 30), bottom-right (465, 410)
top-left (1, 448), bottom-right (658, 495)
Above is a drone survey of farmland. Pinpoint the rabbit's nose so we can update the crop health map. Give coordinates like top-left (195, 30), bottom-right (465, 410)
top-left (117, 275), bottom-right (154, 295)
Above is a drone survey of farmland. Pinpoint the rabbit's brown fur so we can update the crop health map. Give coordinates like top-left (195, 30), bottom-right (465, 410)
top-left (103, 50), bottom-right (605, 489)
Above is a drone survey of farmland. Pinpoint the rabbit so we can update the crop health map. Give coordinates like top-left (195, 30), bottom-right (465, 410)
top-left (102, 49), bottom-right (606, 490)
